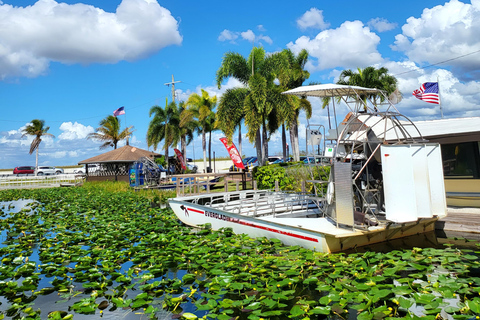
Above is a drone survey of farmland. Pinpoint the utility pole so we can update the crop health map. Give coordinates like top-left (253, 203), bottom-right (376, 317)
top-left (164, 74), bottom-right (181, 103)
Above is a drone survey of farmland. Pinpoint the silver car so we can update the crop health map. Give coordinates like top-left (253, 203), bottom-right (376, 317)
top-left (36, 166), bottom-right (63, 175)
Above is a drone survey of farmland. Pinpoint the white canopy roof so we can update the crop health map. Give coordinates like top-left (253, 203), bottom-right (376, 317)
top-left (282, 84), bottom-right (381, 98)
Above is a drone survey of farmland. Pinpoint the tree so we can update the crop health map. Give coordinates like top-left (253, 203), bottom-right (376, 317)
top-left (336, 66), bottom-right (398, 109)
top-left (216, 88), bottom-right (249, 157)
top-left (147, 99), bottom-right (181, 171)
top-left (216, 47), bottom-right (285, 166)
top-left (88, 115), bottom-right (134, 150)
top-left (183, 89), bottom-right (217, 172)
top-left (276, 48), bottom-right (312, 161)
top-left (177, 101), bottom-right (195, 163)
top-left (21, 119), bottom-right (55, 174)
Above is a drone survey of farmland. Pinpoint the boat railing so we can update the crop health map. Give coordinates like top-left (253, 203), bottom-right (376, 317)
top-left (203, 189), bottom-right (323, 218)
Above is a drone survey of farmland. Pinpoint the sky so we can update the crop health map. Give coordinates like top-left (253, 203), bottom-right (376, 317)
top-left (1, 0), bottom-right (480, 169)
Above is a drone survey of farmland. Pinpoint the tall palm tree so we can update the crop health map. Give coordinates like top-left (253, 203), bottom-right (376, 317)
top-left (147, 99), bottom-right (181, 171)
top-left (88, 115), bottom-right (134, 150)
top-left (277, 48), bottom-right (312, 161)
top-left (183, 89), bottom-right (217, 172)
top-left (178, 101), bottom-right (195, 163)
top-left (21, 119), bottom-right (55, 174)
top-left (216, 47), bottom-right (285, 165)
top-left (216, 87), bottom-right (249, 157)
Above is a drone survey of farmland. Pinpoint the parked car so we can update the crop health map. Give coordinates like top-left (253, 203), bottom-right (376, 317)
top-left (187, 163), bottom-right (198, 173)
top-left (229, 156), bottom-right (254, 172)
top-left (267, 156), bottom-right (281, 163)
top-left (36, 166), bottom-right (58, 175)
top-left (13, 166), bottom-right (35, 175)
top-left (74, 164), bottom-right (101, 174)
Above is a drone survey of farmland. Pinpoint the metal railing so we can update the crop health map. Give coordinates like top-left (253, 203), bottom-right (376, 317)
top-left (0, 174), bottom-right (83, 189)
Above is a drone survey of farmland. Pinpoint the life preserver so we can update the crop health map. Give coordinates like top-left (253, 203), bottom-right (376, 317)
top-left (326, 181), bottom-right (334, 205)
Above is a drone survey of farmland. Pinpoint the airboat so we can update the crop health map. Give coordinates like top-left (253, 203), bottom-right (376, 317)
top-left (169, 84), bottom-right (447, 253)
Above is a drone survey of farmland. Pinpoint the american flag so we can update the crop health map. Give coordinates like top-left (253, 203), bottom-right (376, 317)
top-left (412, 82), bottom-right (440, 104)
top-left (113, 106), bottom-right (125, 116)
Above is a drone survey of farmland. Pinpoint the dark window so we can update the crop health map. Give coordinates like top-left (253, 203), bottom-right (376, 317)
top-left (441, 141), bottom-right (480, 178)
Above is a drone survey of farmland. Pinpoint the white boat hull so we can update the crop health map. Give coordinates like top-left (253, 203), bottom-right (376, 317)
top-left (169, 195), bottom-right (438, 253)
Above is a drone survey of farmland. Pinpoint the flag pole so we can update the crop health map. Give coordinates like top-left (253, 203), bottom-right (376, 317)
top-left (437, 77), bottom-right (444, 119)
top-left (123, 106), bottom-right (129, 145)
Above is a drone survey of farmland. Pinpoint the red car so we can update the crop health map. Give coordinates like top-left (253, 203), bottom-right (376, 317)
top-left (13, 166), bottom-right (35, 175)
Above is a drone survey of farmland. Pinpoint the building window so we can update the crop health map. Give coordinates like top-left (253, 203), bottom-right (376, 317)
top-left (441, 141), bottom-right (480, 178)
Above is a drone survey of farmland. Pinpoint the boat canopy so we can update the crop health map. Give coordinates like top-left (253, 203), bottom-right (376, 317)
top-left (282, 84), bottom-right (381, 98)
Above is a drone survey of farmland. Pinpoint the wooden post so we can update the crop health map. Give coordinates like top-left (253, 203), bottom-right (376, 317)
top-left (194, 176), bottom-right (197, 195)
top-left (301, 181), bottom-right (306, 194)
top-left (275, 180), bottom-right (279, 192)
top-left (253, 180), bottom-right (257, 190)
top-left (235, 181), bottom-right (239, 191)
top-left (224, 175), bottom-right (228, 192)
top-left (176, 178), bottom-right (180, 196)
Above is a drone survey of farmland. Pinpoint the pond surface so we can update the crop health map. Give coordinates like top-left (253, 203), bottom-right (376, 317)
top-left (0, 188), bottom-right (479, 320)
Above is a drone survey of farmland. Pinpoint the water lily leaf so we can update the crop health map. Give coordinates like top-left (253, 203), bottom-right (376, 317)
top-left (413, 293), bottom-right (436, 305)
top-left (444, 305), bottom-right (461, 313)
top-left (466, 300), bottom-right (480, 313)
top-left (181, 313), bottom-right (198, 319)
top-left (47, 311), bottom-right (67, 319)
top-left (290, 305), bottom-right (305, 317)
top-left (310, 306), bottom-right (331, 315)
top-left (398, 296), bottom-right (414, 309)
top-left (391, 286), bottom-right (412, 295)
top-left (357, 311), bottom-right (373, 320)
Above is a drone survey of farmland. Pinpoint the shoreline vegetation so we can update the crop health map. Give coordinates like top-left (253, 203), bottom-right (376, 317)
top-left (0, 183), bottom-right (478, 320)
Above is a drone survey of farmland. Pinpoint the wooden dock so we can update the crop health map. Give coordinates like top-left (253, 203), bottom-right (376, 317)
top-left (435, 207), bottom-right (480, 235)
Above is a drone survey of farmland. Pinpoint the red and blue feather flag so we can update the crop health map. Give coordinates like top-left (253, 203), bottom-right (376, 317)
top-left (113, 106), bottom-right (125, 116)
top-left (412, 82), bottom-right (440, 105)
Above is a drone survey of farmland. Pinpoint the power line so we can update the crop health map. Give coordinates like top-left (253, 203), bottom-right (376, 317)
top-left (393, 49), bottom-right (480, 76)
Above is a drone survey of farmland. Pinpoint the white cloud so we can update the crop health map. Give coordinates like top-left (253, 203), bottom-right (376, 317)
top-left (392, 0), bottom-right (480, 77)
top-left (257, 25), bottom-right (266, 32)
top-left (297, 8), bottom-right (330, 30)
top-left (257, 35), bottom-right (273, 45)
top-left (367, 18), bottom-right (397, 32)
top-left (218, 29), bottom-right (238, 42)
top-left (241, 30), bottom-right (255, 43)
top-left (0, 0), bottom-right (182, 79)
top-left (218, 28), bottom-right (272, 45)
top-left (176, 78), bottom-right (245, 103)
top-left (288, 20), bottom-right (382, 71)
top-left (58, 122), bottom-right (95, 140)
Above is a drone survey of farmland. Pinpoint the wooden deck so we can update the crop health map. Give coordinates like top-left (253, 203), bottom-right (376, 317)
top-left (435, 207), bottom-right (480, 234)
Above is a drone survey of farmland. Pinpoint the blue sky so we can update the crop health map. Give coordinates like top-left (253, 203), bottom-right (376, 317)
top-left (1, 0), bottom-right (480, 169)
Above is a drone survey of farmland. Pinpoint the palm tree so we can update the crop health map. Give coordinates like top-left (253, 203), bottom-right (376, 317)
top-left (177, 101), bottom-right (195, 163)
top-left (216, 87), bottom-right (249, 158)
top-left (216, 47), bottom-right (285, 166)
top-left (88, 115), bottom-right (134, 150)
top-left (21, 119), bottom-right (55, 174)
top-left (336, 66), bottom-right (398, 109)
top-left (183, 89), bottom-right (217, 172)
top-left (147, 99), bottom-right (181, 172)
top-left (277, 48), bottom-right (312, 161)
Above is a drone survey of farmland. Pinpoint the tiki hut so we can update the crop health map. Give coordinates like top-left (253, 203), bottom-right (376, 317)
top-left (78, 145), bottom-right (160, 182)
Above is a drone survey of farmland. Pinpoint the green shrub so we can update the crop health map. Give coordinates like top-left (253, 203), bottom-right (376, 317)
top-left (252, 164), bottom-right (295, 190)
top-left (253, 163), bottom-right (331, 193)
